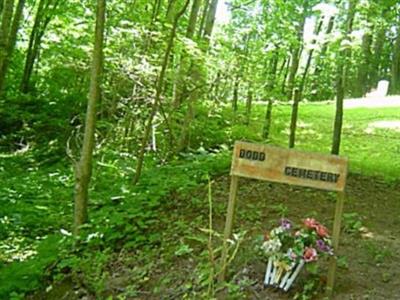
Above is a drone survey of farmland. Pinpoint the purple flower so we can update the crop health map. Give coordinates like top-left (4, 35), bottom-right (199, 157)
top-left (316, 239), bottom-right (333, 254)
top-left (280, 218), bottom-right (292, 230)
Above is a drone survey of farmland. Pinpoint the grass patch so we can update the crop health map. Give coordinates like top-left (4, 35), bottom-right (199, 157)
top-left (240, 102), bottom-right (400, 181)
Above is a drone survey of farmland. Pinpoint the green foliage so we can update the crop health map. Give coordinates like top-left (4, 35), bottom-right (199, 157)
top-left (0, 235), bottom-right (62, 298)
top-left (343, 212), bottom-right (363, 234)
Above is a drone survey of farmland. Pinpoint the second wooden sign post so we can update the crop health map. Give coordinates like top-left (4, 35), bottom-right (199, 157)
top-left (219, 141), bottom-right (348, 297)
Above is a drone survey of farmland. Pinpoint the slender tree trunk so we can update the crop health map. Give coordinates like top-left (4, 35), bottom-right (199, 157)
top-left (370, 25), bottom-right (386, 88)
top-left (286, 12), bottom-right (306, 101)
top-left (173, 0), bottom-right (202, 153)
top-left (187, 0), bottom-right (202, 38)
top-left (262, 99), bottom-right (273, 139)
top-left (0, 0), bottom-right (25, 92)
top-left (281, 56), bottom-right (291, 93)
top-left (289, 89), bottom-right (300, 148)
top-left (245, 82), bottom-right (252, 125)
top-left (144, 0), bottom-right (163, 51)
top-left (262, 51), bottom-right (279, 139)
top-left (202, 0), bottom-right (218, 47)
top-left (390, 20), bottom-right (400, 95)
top-left (197, 0), bottom-right (210, 38)
top-left (20, 0), bottom-right (59, 93)
top-left (20, 0), bottom-right (45, 93)
top-left (232, 74), bottom-right (239, 113)
top-left (299, 17), bottom-right (324, 96)
top-left (73, 0), bottom-right (106, 234)
top-left (312, 16), bottom-right (335, 100)
top-left (177, 63), bottom-right (200, 152)
top-left (0, 0), bottom-right (14, 90)
top-left (166, 0), bottom-right (178, 23)
top-left (355, 27), bottom-right (373, 97)
top-left (133, 0), bottom-right (190, 185)
top-left (332, 0), bottom-right (356, 155)
top-left (173, 0), bottom-right (202, 108)
top-left (277, 58), bottom-right (287, 78)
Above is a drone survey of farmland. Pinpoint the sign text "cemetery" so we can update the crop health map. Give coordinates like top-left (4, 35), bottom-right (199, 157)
top-left (284, 167), bottom-right (340, 183)
top-left (231, 141), bottom-right (348, 192)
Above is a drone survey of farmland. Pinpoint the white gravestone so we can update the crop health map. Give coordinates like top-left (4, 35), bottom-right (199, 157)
top-left (367, 80), bottom-right (389, 98)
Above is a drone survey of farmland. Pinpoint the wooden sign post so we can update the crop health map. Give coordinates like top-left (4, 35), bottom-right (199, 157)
top-left (219, 141), bottom-right (348, 297)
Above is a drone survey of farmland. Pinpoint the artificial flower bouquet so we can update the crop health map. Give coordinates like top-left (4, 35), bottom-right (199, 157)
top-left (261, 218), bottom-right (333, 291)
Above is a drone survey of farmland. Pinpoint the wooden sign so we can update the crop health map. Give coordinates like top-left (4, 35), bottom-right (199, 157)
top-left (231, 141), bottom-right (348, 192)
top-left (220, 141), bottom-right (349, 298)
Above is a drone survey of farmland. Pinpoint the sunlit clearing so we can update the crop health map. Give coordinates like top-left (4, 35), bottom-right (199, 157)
top-left (366, 121), bottom-right (400, 133)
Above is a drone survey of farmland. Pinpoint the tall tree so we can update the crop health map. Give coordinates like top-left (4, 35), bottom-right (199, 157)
top-left (173, 0), bottom-right (202, 108)
top-left (285, 6), bottom-right (307, 101)
top-left (311, 15), bottom-right (335, 101)
top-left (73, 0), bottom-right (106, 233)
top-left (0, 0), bottom-right (25, 93)
top-left (0, 0), bottom-right (14, 92)
top-left (202, 0), bottom-right (218, 47)
top-left (20, 0), bottom-right (60, 93)
top-left (133, 0), bottom-right (190, 185)
top-left (331, 0), bottom-right (357, 155)
top-left (390, 16), bottom-right (400, 95)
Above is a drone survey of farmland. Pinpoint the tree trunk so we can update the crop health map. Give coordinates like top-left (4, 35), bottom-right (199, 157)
top-left (245, 82), bottom-right (252, 125)
top-left (370, 25), bottom-right (386, 88)
top-left (20, 0), bottom-right (59, 93)
top-left (197, 0), bottom-right (210, 38)
top-left (20, 0), bottom-right (46, 93)
top-left (390, 21), bottom-right (400, 95)
top-left (286, 12), bottom-right (306, 101)
top-left (73, 0), bottom-right (106, 234)
top-left (173, 0), bottom-right (202, 108)
top-left (176, 63), bottom-right (200, 153)
top-left (262, 99), bottom-right (273, 139)
top-left (332, 0), bottom-right (356, 155)
top-left (288, 89), bottom-right (300, 148)
top-left (232, 74), bottom-right (239, 113)
top-left (202, 0), bottom-right (218, 47)
top-left (299, 17), bottom-right (324, 96)
top-left (262, 51), bottom-right (279, 139)
top-left (166, 0), bottom-right (178, 23)
top-left (281, 56), bottom-right (291, 94)
top-left (311, 16), bottom-right (335, 101)
top-left (133, 0), bottom-right (190, 185)
top-left (187, 0), bottom-right (202, 38)
top-left (0, 0), bottom-right (25, 92)
top-left (0, 0), bottom-right (14, 91)
top-left (355, 27), bottom-right (373, 97)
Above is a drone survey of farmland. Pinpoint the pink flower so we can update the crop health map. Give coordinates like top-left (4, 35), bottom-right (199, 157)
top-left (303, 247), bottom-right (318, 262)
top-left (316, 224), bottom-right (329, 238)
top-left (304, 218), bottom-right (319, 229)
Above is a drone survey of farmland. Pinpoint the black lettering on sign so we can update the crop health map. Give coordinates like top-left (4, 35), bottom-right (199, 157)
top-left (238, 149), bottom-right (266, 162)
top-left (259, 153), bottom-right (266, 161)
top-left (284, 166), bottom-right (340, 183)
top-left (246, 150), bottom-right (252, 159)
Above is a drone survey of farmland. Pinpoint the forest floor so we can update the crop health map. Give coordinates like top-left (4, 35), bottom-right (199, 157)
top-left (3, 101), bottom-right (400, 299)
top-left (206, 175), bottom-right (400, 299)
top-left (35, 173), bottom-right (400, 300)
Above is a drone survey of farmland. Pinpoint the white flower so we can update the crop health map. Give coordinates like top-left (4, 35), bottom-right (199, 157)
top-left (60, 229), bottom-right (72, 236)
top-left (262, 238), bottom-right (282, 255)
